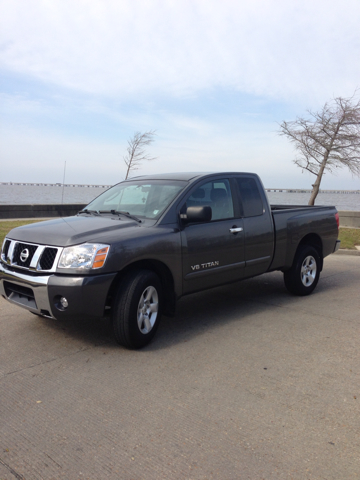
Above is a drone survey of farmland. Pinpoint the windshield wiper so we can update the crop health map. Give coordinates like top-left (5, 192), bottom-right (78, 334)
top-left (78, 209), bottom-right (100, 216)
top-left (99, 210), bottom-right (142, 223)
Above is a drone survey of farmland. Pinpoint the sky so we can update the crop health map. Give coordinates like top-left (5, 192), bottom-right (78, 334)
top-left (1, 0), bottom-right (360, 190)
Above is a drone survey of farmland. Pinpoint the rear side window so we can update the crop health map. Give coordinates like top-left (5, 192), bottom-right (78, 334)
top-left (236, 177), bottom-right (263, 217)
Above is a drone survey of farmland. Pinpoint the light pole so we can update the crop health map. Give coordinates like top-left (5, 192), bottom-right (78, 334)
top-left (61, 161), bottom-right (66, 204)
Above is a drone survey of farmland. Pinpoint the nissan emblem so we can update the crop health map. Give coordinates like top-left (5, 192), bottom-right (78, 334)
top-left (20, 248), bottom-right (30, 263)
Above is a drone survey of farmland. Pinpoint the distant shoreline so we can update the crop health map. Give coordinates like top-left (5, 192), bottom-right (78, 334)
top-left (0, 182), bottom-right (111, 188)
top-left (1, 182), bottom-right (359, 194)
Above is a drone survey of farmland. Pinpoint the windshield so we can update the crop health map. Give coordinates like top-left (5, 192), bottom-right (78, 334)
top-left (85, 180), bottom-right (186, 220)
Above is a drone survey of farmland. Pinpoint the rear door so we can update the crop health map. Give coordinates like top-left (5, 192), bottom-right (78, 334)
top-left (180, 178), bottom-right (245, 294)
top-left (234, 175), bottom-right (274, 277)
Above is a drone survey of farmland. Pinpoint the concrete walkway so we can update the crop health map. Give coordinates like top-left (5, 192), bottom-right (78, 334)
top-left (1, 254), bottom-right (359, 479)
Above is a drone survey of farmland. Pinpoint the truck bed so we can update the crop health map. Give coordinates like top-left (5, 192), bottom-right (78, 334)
top-left (269, 204), bottom-right (339, 271)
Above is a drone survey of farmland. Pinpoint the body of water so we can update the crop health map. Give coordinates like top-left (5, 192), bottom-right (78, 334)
top-left (0, 184), bottom-right (110, 206)
top-left (1, 184), bottom-right (360, 211)
top-left (266, 191), bottom-right (360, 211)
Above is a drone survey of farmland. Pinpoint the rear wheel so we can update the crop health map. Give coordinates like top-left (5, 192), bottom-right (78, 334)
top-left (284, 245), bottom-right (321, 296)
top-left (112, 269), bottom-right (162, 349)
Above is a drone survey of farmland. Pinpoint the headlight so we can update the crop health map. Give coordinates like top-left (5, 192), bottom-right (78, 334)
top-left (58, 243), bottom-right (110, 270)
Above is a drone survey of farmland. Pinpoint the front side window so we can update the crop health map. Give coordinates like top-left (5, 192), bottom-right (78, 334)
top-left (185, 179), bottom-right (234, 221)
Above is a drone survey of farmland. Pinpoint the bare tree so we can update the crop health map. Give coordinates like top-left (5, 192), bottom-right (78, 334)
top-left (279, 94), bottom-right (360, 205)
top-left (123, 130), bottom-right (156, 180)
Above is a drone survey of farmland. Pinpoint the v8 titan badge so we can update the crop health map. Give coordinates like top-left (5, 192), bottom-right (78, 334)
top-left (191, 261), bottom-right (219, 271)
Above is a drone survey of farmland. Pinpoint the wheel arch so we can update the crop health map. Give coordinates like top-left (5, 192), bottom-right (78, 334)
top-left (283, 233), bottom-right (324, 273)
top-left (107, 259), bottom-right (177, 316)
top-left (297, 233), bottom-right (323, 271)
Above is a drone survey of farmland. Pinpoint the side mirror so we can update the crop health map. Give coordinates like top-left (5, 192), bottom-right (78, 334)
top-left (183, 205), bottom-right (212, 223)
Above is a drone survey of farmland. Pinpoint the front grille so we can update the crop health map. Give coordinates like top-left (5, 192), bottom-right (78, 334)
top-left (39, 248), bottom-right (58, 270)
top-left (2, 239), bottom-right (10, 259)
top-left (12, 243), bottom-right (38, 268)
top-left (1, 239), bottom-right (61, 272)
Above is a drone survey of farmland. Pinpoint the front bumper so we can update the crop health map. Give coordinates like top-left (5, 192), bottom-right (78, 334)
top-left (0, 262), bottom-right (117, 320)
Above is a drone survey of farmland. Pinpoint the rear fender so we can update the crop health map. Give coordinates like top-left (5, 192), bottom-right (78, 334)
top-left (285, 233), bottom-right (323, 272)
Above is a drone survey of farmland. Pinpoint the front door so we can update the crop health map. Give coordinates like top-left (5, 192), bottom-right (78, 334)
top-left (181, 178), bottom-right (245, 294)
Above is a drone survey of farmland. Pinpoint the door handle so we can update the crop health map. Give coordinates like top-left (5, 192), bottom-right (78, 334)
top-left (229, 227), bottom-right (243, 234)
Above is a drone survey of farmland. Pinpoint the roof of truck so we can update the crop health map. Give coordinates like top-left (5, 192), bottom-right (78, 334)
top-left (126, 172), bottom-right (255, 182)
top-left (127, 172), bottom-right (208, 182)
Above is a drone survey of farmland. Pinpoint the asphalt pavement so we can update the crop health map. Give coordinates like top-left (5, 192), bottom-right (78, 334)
top-left (0, 254), bottom-right (359, 480)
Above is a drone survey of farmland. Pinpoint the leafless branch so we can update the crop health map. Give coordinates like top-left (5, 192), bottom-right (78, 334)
top-left (279, 92), bottom-right (360, 205)
top-left (124, 130), bottom-right (157, 179)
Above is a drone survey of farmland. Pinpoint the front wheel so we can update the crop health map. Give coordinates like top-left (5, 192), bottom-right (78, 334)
top-left (284, 246), bottom-right (321, 296)
top-left (112, 269), bottom-right (162, 349)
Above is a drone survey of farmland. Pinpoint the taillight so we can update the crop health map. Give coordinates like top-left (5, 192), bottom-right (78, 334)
top-left (335, 212), bottom-right (340, 230)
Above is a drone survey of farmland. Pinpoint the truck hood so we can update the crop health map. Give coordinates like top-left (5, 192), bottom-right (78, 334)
top-left (7, 215), bottom-right (143, 247)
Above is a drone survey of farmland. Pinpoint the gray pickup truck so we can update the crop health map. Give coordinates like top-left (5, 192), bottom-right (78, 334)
top-left (0, 172), bottom-right (340, 348)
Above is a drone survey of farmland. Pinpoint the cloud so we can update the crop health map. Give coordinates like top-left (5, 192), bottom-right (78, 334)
top-left (1, 0), bottom-right (360, 102)
top-left (1, 0), bottom-right (360, 192)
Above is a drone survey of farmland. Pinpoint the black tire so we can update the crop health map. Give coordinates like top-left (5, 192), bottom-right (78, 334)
top-left (112, 269), bottom-right (162, 349)
top-left (284, 245), bottom-right (321, 296)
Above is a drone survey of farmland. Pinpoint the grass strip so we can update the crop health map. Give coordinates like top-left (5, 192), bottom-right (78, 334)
top-left (0, 220), bottom-right (359, 250)
top-left (338, 227), bottom-right (360, 250)
top-left (0, 220), bottom-right (43, 245)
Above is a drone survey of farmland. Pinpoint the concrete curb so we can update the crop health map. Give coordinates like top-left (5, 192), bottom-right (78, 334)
top-left (334, 248), bottom-right (360, 256)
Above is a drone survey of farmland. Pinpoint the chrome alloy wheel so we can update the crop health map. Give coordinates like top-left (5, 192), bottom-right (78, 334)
top-left (301, 255), bottom-right (317, 287)
top-left (137, 286), bottom-right (159, 334)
